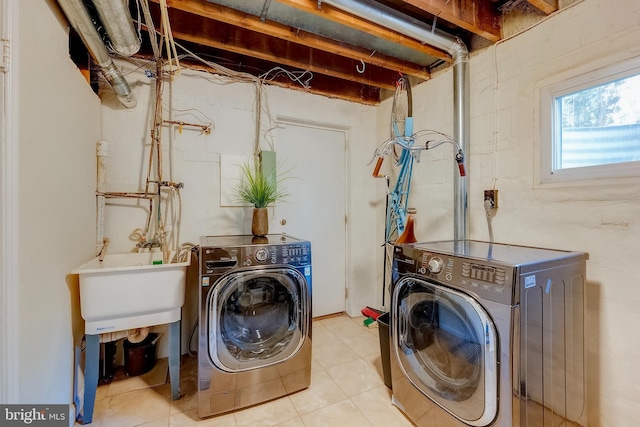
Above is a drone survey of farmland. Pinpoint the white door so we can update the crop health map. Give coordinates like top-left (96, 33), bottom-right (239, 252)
top-left (273, 121), bottom-right (346, 317)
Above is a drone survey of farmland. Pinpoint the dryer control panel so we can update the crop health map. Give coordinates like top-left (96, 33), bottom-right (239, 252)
top-left (413, 249), bottom-right (515, 305)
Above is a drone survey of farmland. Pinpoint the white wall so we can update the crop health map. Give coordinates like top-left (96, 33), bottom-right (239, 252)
top-left (375, 0), bottom-right (639, 425)
top-left (15, 0), bottom-right (99, 415)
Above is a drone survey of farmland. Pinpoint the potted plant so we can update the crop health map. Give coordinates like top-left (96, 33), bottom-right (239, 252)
top-left (236, 156), bottom-right (288, 237)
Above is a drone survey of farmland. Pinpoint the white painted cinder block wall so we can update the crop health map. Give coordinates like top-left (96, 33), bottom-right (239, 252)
top-left (375, 0), bottom-right (639, 426)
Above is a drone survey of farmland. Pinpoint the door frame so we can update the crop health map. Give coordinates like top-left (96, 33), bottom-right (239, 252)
top-left (0, 0), bottom-right (19, 403)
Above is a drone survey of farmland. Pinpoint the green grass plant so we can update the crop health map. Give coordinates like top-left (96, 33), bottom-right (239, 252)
top-left (236, 157), bottom-right (289, 208)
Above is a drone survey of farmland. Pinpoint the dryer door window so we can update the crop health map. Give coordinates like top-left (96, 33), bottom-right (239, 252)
top-left (208, 267), bottom-right (309, 372)
top-left (392, 277), bottom-right (498, 427)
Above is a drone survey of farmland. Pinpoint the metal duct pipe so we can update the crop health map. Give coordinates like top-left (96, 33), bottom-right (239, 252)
top-left (452, 48), bottom-right (470, 241)
top-left (57, 0), bottom-right (137, 108)
top-left (92, 0), bottom-right (141, 57)
top-left (321, 0), bottom-right (469, 240)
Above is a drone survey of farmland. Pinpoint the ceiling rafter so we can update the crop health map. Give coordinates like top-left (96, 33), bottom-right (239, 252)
top-left (526, 0), bottom-right (558, 14)
top-left (397, 0), bottom-right (502, 42)
top-left (69, 0), bottom-right (555, 105)
top-left (172, 25), bottom-right (399, 91)
top-left (159, 0), bottom-right (431, 80)
top-left (154, 5), bottom-right (408, 90)
top-left (277, 0), bottom-right (453, 62)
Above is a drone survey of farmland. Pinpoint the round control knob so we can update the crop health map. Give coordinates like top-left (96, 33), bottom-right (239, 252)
top-left (255, 248), bottom-right (269, 262)
top-left (427, 257), bottom-right (444, 274)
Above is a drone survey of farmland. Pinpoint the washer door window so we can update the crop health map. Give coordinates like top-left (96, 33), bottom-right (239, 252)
top-left (392, 277), bottom-right (498, 426)
top-left (209, 267), bottom-right (309, 372)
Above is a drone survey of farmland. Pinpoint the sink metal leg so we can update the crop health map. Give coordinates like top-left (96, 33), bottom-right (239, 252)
top-left (78, 334), bottom-right (99, 424)
top-left (168, 320), bottom-right (181, 400)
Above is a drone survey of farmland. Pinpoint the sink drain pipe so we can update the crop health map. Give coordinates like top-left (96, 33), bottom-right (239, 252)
top-left (321, 0), bottom-right (469, 240)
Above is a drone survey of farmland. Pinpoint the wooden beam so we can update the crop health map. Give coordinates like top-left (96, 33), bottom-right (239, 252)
top-left (399, 0), bottom-right (502, 42)
top-left (277, 0), bottom-right (453, 62)
top-left (526, 0), bottom-right (558, 14)
top-left (159, 7), bottom-right (405, 90)
top-left (161, 0), bottom-right (430, 79)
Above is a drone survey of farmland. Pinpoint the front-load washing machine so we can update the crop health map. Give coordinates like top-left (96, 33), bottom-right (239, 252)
top-left (198, 234), bottom-right (312, 418)
top-left (390, 240), bottom-right (588, 427)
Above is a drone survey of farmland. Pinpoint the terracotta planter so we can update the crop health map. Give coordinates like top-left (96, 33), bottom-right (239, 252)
top-left (252, 207), bottom-right (269, 237)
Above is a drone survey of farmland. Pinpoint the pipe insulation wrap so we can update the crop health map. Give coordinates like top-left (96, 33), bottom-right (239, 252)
top-left (322, 0), bottom-right (470, 241)
top-left (92, 0), bottom-right (141, 57)
top-left (56, 0), bottom-right (137, 108)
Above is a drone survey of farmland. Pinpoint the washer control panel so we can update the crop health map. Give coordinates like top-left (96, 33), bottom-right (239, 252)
top-left (201, 242), bottom-right (311, 273)
top-left (414, 249), bottom-right (514, 305)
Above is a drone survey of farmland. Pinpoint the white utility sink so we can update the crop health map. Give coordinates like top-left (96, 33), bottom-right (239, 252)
top-left (72, 252), bottom-right (190, 334)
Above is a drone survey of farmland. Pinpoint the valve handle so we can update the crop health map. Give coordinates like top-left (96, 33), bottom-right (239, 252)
top-left (372, 157), bottom-right (384, 177)
top-left (455, 150), bottom-right (466, 177)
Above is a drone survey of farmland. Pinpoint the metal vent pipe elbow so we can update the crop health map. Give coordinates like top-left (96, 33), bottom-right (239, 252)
top-left (57, 0), bottom-right (137, 108)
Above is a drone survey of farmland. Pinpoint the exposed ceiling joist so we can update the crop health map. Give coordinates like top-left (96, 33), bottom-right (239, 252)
top-left (166, 10), bottom-right (401, 90)
top-left (64, 0), bottom-right (558, 104)
top-left (526, 0), bottom-right (558, 14)
top-left (396, 0), bottom-right (502, 42)
top-left (159, 0), bottom-right (431, 80)
top-left (279, 0), bottom-right (453, 62)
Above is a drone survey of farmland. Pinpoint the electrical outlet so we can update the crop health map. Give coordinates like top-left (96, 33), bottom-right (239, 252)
top-left (484, 189), bottom-right (498, 209)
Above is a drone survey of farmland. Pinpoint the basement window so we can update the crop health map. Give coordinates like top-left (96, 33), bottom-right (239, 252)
top-left (538, 56), bottom-right (640, 184)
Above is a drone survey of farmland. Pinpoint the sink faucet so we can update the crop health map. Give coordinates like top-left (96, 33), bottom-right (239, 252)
top-left (98, 238), bottom-right (110, 262)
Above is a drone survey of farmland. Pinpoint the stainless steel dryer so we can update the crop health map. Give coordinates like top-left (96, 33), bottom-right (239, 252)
top-left (390, 240), bottom-right (588, 427)
top-left (198, 234), bottom-right (312, 418)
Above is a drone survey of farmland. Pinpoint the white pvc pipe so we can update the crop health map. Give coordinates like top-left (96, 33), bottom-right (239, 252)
top-left (96, 140), bottom-right (108, 255)
top-left (99, 327), bottom-right (150, 343)
top-left (99, 330), bottom-right (128, 343)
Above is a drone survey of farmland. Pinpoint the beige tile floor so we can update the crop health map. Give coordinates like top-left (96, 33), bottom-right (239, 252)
top-left (78, 314), bottom-right (414, 427)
